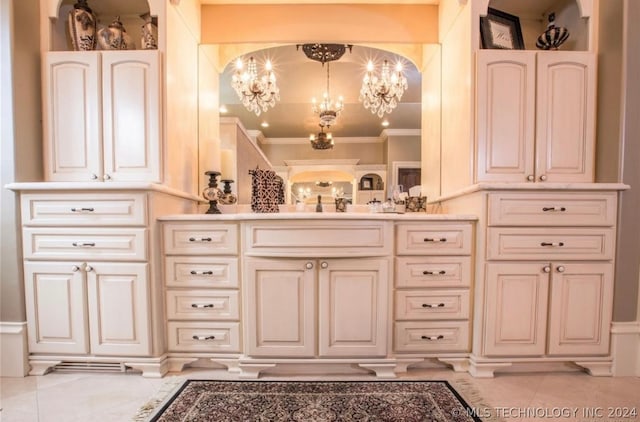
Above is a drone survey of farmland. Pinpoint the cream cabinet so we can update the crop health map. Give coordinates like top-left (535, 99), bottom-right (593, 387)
top-left (476, 50), bottom-right (596, 183)
top-left (245, 257), bottom-right (388, 358)
top-left (43, 51), bottom-right (161, 182)
top-left (485, 262), bottom-right (613, 357)
top-left (24, 261), bottom-right (150, 356)
top-left (393, 223), bottom-right (473, 358)
top-left (356, 190), bottom-right (385, 205)
top-left (162, 223), bottom-right (241, 363)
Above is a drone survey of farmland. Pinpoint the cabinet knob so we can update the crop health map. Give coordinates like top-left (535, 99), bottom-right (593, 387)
top-left (71, 265), bottom-right (81, 272)
top-left (540, 242), bottom-right (564, 247)
top-left (72, 242), bottom-right (96, 247)
top-left (527, 175), bottom-right (534, 182)
top-left (422, 303), bottom-right (445, 308)
top-left (542, 206), bottom-right (567, 212)
top-left (556, 265), bottom-right (566, 273)
top-left (421, 335), bottom-right (445, 341)
top-left (423, 270), bottom-right (447, 275)
top-left (90, 174), bottom-right (98, 180)
top-left (104, 174), bottom-right (111, 180)
top-left (305, 262), bottom-right (314, 270)
top-left (539, 174), bottom-right (547, 181)
top-left (190, 270), bottom-right (214, 275)
top-left (423, 238), bottom-right (447, 243)
top-left (70, 207), bottom-right (95, 213)
top-left (192, 335), bottom-right (215, 341)
top-left (191, 303), bottom-right (214, 309)
top-left (188, 237), bottom-right (212, 242)
top-left (543, 265), bottom-right (551, 273)
top-left (85, 265), bottom-right (94, 272)
top-left (320, 261), bottom-right (329, 269)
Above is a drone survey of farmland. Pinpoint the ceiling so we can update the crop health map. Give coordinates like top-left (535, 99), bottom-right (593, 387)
top-left (218, 44), bottom-right (422, 139)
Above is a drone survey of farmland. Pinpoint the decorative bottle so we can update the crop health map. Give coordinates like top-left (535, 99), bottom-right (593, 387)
top-left (97, 16), bottom-right (132, 50)
top-left (67, 0), bottom-right (97, 51)
top-left (140, 12), bottom-right (158, 50)
top-left (316, 195), bottom-right (323, 212)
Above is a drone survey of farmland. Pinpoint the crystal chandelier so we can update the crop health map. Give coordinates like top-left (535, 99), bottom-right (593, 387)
top-left (309, 125), bottom-right (334, 150)
top-left (312, 62), bottom-right (343, 127)
top-left (359, 59), bottom-right (408, 117)
top-left (231, 56), bottom-right (279, 116)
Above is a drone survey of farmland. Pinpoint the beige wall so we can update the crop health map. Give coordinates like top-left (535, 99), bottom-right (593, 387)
top-left (1, 0), bottom-right (41, 323)
top-left (386, 135), bottom-right (421, 164)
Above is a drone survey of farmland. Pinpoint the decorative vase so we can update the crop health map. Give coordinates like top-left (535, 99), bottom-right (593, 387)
top-left (536, 13), bottom-right (570, 50)
top-left (140, 12), bottom-right (158, 50)
top-left (67, 0), bottom-right (97, 51)
top-left (97, 16), bottom-right (131, 50)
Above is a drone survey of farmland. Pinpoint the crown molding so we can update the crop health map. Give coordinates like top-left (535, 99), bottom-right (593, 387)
top-left (381, 128), bottom-right (421, 137)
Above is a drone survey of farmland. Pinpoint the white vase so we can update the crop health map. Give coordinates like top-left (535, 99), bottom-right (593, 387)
top-left (67, 0), bottom-right (96, 51)
top-left (140, 13), bottom-right (158, 50)
top-left (97, 16), bottom-right (130, 50)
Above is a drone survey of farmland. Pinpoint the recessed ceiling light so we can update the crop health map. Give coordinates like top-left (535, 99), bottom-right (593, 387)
top-left (219, 105), bottom-right (228, 113)
top-left (381, 120), bottom-right (390, 127)
top-left (261, 121), bottom-right (269, 128)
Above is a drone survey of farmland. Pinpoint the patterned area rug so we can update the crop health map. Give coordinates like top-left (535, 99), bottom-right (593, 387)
top-left (148, 380), bottom-right (482, 421)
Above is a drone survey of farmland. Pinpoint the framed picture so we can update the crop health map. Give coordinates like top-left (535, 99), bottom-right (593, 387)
top-left (360, 177), bottom-right (373, 190)
top-left (480, 8), bottom-right (524, 50)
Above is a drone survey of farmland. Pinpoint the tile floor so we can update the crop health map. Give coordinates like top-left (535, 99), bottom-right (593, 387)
top-left (1, 363), bottom-right (639, 421)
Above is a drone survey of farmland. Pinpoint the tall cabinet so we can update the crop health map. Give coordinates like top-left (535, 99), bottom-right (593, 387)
top-left (433, 0), bottom-right (628, 377)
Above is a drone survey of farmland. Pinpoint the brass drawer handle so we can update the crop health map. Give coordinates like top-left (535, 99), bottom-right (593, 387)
top-left (421, 303), bottom-right (445, 308)
top-left (421, 335), bottom-right (445, 341)
top-left (72, 242), bottom-right (96, 247)
top-left (542, 207), bottom-right (566, 212)
top-left (423, 270), bottom-right (447, 275)
top-left (191, 304), bottom-right (214, 309)
top-left (189, 237), bottom-right (212, 242)
top-left (70, 207), bottom-right (95, 212)
top-left (192, 335), bottom-right (216, 341)
top-left (190, 270), bottom-right (214, 275)
top-left (540, 242), bottom-right (564, 247)
top-left (423, 238), bottom-right (447, 242)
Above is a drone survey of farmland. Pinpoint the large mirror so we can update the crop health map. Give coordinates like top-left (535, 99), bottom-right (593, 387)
top-left (218, 44), bottom-right (422, 205)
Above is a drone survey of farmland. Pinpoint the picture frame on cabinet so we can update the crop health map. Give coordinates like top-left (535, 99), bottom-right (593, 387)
top-left (360, 177), bottom-right (373, 190)
top-left (480, 8), bottom-right (525, 50)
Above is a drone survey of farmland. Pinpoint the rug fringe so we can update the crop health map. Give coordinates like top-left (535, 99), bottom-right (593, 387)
top-left (449, 376), bottom-right (505, 422)
top-left (131, 376), bottom-right (186, 422)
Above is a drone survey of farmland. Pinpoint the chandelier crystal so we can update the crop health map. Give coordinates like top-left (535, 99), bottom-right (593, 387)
top-left (231, 56), bottom-right (280, 116)
top-left (312, 62), bottom-right (344, 127)
top-left (309, 125), bottom-right (334, 150)
top-left (359, 59), bottom-right (408, 118)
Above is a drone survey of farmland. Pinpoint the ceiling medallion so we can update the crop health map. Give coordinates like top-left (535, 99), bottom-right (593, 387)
top-left (298, 43), bottom-right (353, 64)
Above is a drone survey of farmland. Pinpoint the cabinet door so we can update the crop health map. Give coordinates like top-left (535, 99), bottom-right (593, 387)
top-left (484, 263), bottom-right (549, 356)
top-left (24, 262), bottom-right (88, 354)
top-left (85, 262), bottom-right (151, 356)
top-left (44, 52), bottom-right (102, 182)
top-left (102, 51), bottom-right (161, 182)
top-left (245, 258), bottom-right (315, 357)
top-left (476, 51), bottom-right (535, 182)
top-left (536, 52), bottom-right (596, 182)
top-left (318, 258), bottom-right (388, 357)
top-left (547, 263), bottom-right (613, 356)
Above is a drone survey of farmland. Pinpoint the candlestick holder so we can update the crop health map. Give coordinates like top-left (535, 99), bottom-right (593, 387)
top-left (219, 179), bottom-right (238, 205)
top-left (202, 171), bottom-right (222, 214)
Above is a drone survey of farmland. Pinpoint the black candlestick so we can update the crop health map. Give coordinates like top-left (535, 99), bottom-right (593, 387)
top-left (219, 179), bottom-right (237, 205)
top-left (221, 179), bottom-right (233, 194)
top-left (203, 171), bottom-right (222, 214)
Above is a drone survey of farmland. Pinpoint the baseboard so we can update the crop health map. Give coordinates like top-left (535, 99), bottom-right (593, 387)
top-left (0, 321), bottom-right (29, 377)
top-left (610, 321), bottom-right (640, 376)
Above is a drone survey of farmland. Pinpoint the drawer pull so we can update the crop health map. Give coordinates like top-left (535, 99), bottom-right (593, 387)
top-left (540, 242), bottom-right (564, 247)
top-left (423, 238), bottom-right (447, 243)
top-left (192, 335), bottom-right (216, 341)
top-left (422, 303), bottom-right (445, 308)
top-left (72, 242), bottom-right (96, 247)
top-left (190, 270), bottom-right (214, 275)
top-left (423, 270), bottom-right (447, 275)
top-left (191, 303), bottom-right (214, 309)
top-left (542, 207), bottom-right (567, 212)
top-left (70, 207), bottom-right (95, 212)
top-left (189, 237), bottom-right (212, 242)
top-left (421, 335), bottom-right (445, 341)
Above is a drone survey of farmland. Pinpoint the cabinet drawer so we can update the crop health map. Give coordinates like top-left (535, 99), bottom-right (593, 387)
top-left (487, 227), bottom-right (615, 260)
top-left (394, 321), bottom-right (469, 352)
top-left (396, 223), bottom-right (472, 255)
top-left (21, 193), bottom-right (147, 226)
top-left (165, 257), bottom-right (239, 288)
top-left (167, 321), bottom-right (240, 352)
top-left (488, 192), bottom-right (617, 227)
top-left (396, 290), bottom-right (470, 320)
top-left (163, 223), bottom-right (238, 255)
top-left (244, 220), bottom-right (391, 257)
top-left (23, 227), bottom-right (147, 260)
top-left (166, 290), bottom-right (239, 320)
top-left (395, 256), bottom-right (471, 288)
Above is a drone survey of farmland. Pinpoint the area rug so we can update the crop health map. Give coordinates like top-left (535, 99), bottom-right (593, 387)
top-left (147, 380), bottom-right (482, 421)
